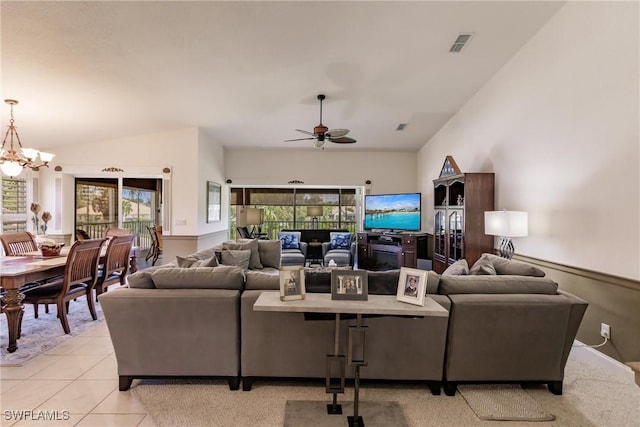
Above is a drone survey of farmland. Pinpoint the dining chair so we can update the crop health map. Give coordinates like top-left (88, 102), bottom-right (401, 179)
top-left (95, 234), bottom-right (134, 300)
top-left (0, 231), bottom-right (38, 256)
top-left (22, 238), bottom-right (107, 334)
top-left (104, 228), bottom-right (131, 238)
top-left (145, 225), bottom-right (162, 266)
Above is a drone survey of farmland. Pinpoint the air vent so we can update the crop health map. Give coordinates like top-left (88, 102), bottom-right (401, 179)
top-left (396, 123), bottom-right (408, 131)
top-left (449, 33), bottom-right (473, 53)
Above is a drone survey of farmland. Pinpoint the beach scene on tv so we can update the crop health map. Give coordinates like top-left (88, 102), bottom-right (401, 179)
top-left (364, 193), bottom-right (421, 231)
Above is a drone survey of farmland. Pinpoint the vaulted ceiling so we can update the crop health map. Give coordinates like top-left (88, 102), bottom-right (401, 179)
top-left (1, 1), bottom-right (564, 152)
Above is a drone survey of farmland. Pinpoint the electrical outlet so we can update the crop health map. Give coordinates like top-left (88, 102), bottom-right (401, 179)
top-left (600, 323), bottom-right (611, 339)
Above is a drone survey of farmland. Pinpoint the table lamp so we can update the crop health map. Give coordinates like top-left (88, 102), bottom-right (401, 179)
top-left (245, 208), bottom-right (264, 237)
top-left (307, 206), bottom-right (323, 229)
top-left (484, 210), bottom-right (528, 259)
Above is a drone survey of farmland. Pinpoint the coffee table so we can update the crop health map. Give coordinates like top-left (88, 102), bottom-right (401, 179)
top-left (254, 291), bottom-right (448, 427)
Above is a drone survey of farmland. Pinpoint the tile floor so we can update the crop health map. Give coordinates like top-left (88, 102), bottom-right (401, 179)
top-left (0, 322), bottom-right (155, 427)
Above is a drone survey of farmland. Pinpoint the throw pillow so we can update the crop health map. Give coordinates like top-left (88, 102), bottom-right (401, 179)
top-left (278, 232), bottom-right (300, 250)
top-left (220, 248), bottom-right (251, 270)
top-left (442, 259), bottom-right (469, 276)
top-left (176, 255), bottom-right (218, 268)
top-left (482, 253), bottom-right (546, 277)
top-left (223, 239), bottom-right (263, 269)
top-left (329, 232), bottom-right (352, 250)
top-left (257, 239), bottom-right (282, 269)
top-left (469, 254), bottom-right (497, 275)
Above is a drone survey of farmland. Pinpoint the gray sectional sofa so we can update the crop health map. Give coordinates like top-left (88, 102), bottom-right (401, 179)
top-left (99, 242), bottom-right (588, 397)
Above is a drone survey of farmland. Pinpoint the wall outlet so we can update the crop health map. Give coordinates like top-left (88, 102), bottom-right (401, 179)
top-left (600, 323), bottom-right (611, 339)
top-left (175, 219), bottom-right (187, 226)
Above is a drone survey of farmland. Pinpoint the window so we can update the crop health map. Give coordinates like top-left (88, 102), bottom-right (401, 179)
top-left (230, 187), bottom-right (358, 239)
top-left (1, 177), bottom-right (27, 233)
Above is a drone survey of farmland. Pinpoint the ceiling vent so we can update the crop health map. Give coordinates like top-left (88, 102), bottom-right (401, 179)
top-left (449, 33), bottom-right (473, 53)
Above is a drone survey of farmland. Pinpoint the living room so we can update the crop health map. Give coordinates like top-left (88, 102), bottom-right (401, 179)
top-left (1, 1), bottom-right (638, 425)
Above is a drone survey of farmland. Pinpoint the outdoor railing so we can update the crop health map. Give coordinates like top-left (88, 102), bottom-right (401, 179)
top-left (76, 220), bottom-right (156, 249)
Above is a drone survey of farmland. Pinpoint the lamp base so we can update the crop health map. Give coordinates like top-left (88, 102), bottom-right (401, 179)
top-left (498, 237), bottom-right (514, 259)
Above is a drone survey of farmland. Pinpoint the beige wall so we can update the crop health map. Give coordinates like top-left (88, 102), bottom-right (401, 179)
top-left (224, 149), bottom-right (417, 195)
top-left (418, 2), bottom-right (639, 281)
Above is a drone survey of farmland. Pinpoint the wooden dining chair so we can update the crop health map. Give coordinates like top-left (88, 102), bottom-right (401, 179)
top-left (0, 231), bottom-right (38, 256)
top-left (22, 238), bottom-right (107, 334)
top-left (95, 234), bottom-right (134, 300)
top-left (104, 228), bottom-right (131, 238)
top-left (145, 225), bottom-right (162, 266)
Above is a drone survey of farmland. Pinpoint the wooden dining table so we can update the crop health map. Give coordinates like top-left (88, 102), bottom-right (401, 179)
top-left (1, 254), bottom-right (68, 352)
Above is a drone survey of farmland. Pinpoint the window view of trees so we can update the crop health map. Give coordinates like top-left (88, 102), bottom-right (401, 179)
top-left (1, 177), bottom-right (27, 233)
top-left (230, 187), bottom-right (358, 240)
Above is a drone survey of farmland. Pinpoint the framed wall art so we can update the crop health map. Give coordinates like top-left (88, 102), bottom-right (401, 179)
top-left (331, 269), bottom-right (368, 301)
top-left (207, 181), bottom-right (221, 223)
top-left (396, 267), bottom-right (427, 306)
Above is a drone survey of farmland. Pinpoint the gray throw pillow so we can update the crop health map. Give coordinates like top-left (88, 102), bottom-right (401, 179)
top-left (223, 239), bottom-right (263, 269)
top-left (220, 248), bottom-right (251, 270)
top-left (257, 239), bottom-right (282, 269)
top-left (469, 254), bottom-right (497, 275)
top-left (176, 255), bottom-right (218, 268)
top-left (127, 270), bottom-right (156, 289)
top-left (442, 259), bottom-right (469, 276)
top-left (482, 253), bottom-right (546, 277)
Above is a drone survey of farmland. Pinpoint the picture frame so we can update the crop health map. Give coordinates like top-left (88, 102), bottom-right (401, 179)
top-left (279, 266), bottom-right (306, 301)
top-left (331, 269), bottom-right (368, 301)
top-left (206, 181), bottom-right (221, 223)
top-left (396, 267), bottom-right (427, 306)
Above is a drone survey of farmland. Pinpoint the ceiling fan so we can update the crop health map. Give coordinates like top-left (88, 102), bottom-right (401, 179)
top-left (285, 94), bottom-right (357, 148)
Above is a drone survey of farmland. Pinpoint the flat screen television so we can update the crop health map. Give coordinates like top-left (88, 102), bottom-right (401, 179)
top-left (364, 193), bottom-right (421, 232)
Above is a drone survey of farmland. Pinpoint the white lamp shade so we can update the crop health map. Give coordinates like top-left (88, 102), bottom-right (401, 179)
top-left (0, 161), bottom-right (24, 177)
top-left (307, 206), bottom-right (323, 217)
top-left (245, 207), bottom-right (264, 226)
top-left (20, 148), bottom-right (39, 160)
top-left (484, 211), bottom-right (528, 237)
top-left (39, 152), bottom-right (55, 163)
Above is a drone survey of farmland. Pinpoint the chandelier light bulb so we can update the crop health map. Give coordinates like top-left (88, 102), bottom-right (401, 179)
top-left (0, 160), bottom-right (24, 177)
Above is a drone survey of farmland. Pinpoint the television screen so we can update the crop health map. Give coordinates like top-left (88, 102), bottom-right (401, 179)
top-left (364, 193), bottom-right (421, 231)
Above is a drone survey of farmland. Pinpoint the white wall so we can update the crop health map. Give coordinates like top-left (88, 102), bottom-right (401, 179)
top-left (224, 149), bottom-right (417, 195)
top-left (38, 127), bottom-right (220, 236)
top-left (197, 129), bottom-right (228, 235)
top-left (417, 2), bottom-right (639, 280)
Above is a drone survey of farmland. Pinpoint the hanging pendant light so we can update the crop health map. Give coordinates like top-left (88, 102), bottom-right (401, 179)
top-left (0, 99), bottom-right (55, 177)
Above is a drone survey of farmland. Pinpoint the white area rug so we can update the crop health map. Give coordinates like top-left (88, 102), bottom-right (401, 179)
top-left (0, 298), bottom-right (105, 366)
top-left (458, 384), bottom-right (555, 421)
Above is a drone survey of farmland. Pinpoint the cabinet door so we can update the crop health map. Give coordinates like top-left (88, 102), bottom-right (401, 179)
top-left (401, 235), bottom-right (417, 268)
top-left (448, 209), bottom-right (464, 263)
top-left (434, 210), bottom-right (446, 258)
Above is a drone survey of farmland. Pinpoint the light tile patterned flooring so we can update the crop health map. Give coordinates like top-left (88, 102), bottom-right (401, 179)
top-left (0, 322), bottom-right (155, 427)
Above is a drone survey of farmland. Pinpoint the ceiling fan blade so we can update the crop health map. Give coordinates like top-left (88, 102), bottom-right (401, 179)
top-left (284, 137), bottom-right (316, 142)
top-left (295, 129), bottom-right (315, 136)
top-left (313, 140), bottom-right (326, 148)
top-left (329, 136), bottom-right (357, 144)
top-left (326, 128), bottom-right (349, 138)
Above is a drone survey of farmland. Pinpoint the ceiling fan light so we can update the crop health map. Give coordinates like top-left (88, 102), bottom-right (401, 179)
top-left (313, 140), bottom-right (325, 148)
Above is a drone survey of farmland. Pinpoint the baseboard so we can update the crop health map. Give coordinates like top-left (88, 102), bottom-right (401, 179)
top-left (573, 340), bottom-right (634, 380)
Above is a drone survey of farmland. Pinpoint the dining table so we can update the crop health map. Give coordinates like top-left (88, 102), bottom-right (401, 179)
top-left (1, 243), bottom-right (138, 353)
top-left (1, 253), bottom-right (68, 352)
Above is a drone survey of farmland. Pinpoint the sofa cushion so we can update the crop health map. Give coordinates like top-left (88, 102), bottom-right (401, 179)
top-left (220, 249), bottom-right (251, 270)
top-left (329, 232), bottom-right (352, 250)
top-left (442, 259), bottom-right (469, 276)
top-left (151, 265), bottom-right (244, 290)
top-left (127, 268), bottom-right (159, 289)
top-left (483, 253), bottom-right (546, 277)
top-left (176, 255), bottom-right (218, 268)
top-left (244, 269), bottom-right (280, 290)
top-left (304, 269), bottom-right (333, 293)
top-left (257, 239), bottom-right (281, 269)
top-left (469, 254), bottom-right (497, 275)
top-left (223, 239), bottom-right (263, 269)
top-left (438, 275), bottom-right (558, 295)
top-left (367, 270), bottom-right (400, 295)
top-left (278, 231), bottom-right (300, 249)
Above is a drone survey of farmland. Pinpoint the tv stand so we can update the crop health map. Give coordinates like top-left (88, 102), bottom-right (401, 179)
top-left (357, 232), bottom-right (428, 270)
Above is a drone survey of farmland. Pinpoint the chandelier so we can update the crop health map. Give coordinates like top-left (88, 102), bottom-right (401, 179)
top-left (1, 99), bottom-right (55, 177)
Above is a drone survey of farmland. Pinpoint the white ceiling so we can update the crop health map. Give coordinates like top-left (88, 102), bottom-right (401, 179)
top-left (1, 1), bottom-right (565, 152)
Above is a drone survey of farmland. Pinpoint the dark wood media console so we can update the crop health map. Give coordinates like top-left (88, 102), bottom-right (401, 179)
top-left (357, 232), bottom-right (428, 270)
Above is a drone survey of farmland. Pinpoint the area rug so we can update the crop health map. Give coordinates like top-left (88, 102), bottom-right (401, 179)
top-left (458, 384), bottom-right (556, 421)
top-left (0, 299), bottom-right (105, 366)
top-left (284, 400), bottom-right (408, 427)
